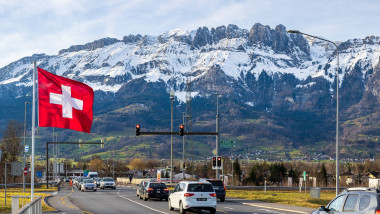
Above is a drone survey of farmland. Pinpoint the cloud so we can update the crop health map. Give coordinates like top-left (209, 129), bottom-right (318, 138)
top-left (0, 0), bottom-right (379, 68)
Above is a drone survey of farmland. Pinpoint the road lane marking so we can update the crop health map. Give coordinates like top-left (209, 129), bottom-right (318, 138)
top-left (117, 192), bottom-right (168, 214)
top-left (217, 210), bottom-right (228, 213)
top-left (242, 203), bottom-right (308, 214)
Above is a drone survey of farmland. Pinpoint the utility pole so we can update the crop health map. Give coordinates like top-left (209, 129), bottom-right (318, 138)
top-left (170, 90), bottom-right (175, 185)
top-left (213, 93), bottom-right (220, 180)
top-left (23, 102), bottom-right (30, 193)
top-left (182, 112), bottom-right (185, 180)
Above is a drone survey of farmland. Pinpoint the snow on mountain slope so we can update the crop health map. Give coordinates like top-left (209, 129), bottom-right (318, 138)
top-left (0, 24), bottom-right (379, 104)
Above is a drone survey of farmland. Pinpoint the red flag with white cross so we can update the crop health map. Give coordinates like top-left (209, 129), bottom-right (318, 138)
top-left (38, 67), bottom-right (94, 133)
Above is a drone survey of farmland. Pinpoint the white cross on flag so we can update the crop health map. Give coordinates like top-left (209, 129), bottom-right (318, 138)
top-left (38, 68), bottom-right (94, 133)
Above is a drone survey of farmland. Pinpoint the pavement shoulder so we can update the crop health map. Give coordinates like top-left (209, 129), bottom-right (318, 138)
top-left (227, 198), bottom-right (315, 213)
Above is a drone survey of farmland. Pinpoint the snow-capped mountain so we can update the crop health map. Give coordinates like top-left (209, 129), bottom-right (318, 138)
top-left (1, 23), bottom-right (380, 159)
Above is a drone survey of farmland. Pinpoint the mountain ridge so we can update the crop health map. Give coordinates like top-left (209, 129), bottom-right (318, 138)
top-left (0, 23), bottom-right (380, 160)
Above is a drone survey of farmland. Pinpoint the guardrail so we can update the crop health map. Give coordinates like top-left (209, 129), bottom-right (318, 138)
top-left (11, 195), bottom-right (42, 214)
top-left (225, 186), bottom-right (345, 191)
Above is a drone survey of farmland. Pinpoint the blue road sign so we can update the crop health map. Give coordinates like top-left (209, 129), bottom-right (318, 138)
top-left (25, 145), bottom-right (29, 153)
top-left (36, 171), bottom-right (42, 178)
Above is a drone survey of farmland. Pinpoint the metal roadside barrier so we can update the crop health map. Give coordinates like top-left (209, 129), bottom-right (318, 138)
top-left (12, 195), bottom-right (42, 214)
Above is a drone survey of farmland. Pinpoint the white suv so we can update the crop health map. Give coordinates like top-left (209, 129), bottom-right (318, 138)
top-left (168, 181), bottom-right (217, 214)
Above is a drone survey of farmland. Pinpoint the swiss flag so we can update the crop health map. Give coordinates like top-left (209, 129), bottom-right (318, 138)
top-left (38, 68), bottom-right (94, 133)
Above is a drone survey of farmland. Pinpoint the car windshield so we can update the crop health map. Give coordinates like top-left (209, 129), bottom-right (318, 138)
top-left (84, 179), bottom-right (93, 183)
top-left (208, 180), bottom-right (224, 187)
top-left (187, 184), bottom-right (214, 192)
top-left (95, 178), bottom-right (101, 181)
top-left (149, 183), bottom-right (167, 188)
top-left (103, 178), bottom-right (114, 181)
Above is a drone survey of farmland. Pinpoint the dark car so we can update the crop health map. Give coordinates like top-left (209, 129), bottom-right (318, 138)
top-left (200, 179), bottom-right (226, 202)
top-left (137, 181), bottom-right (169, 201)
top-left (312, 187), bottom-right (380, 213)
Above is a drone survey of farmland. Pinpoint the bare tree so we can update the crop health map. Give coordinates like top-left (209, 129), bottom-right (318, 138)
top-left (0, 120), bottom-right (23, 163)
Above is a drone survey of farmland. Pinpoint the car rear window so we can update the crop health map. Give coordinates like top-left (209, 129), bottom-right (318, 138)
top-left (187, 184), bottom-right (214, 192)
top-left (149, 183), bottom-right (167, 188)
top-left (208, 181), bottom-right (224, 187)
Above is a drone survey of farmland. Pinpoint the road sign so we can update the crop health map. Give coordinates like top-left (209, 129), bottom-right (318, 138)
top-left (221, 140), bottom-right (234, 144)
top-left (36, 171), bottom-right (42, 178)
top-left (24, 167), bottom-right (28, 176)
top-left (303, 171), bottom-right (306, 180)
top-left (220, 144), bottom-right (235, 148)
top-left (25, 145), bottom-right (29, 152)
top-left (11, 162), bottom-right (22, 176)
top-left (84, 170), bottom-right (89, 177)
top-left (212, 149), bottom-right (217, 155)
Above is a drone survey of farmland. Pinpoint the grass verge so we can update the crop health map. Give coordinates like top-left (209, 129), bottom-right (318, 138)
top-left (226, 189), bottom-right (335, 208)
top-left (0, 187), bottom-right (58, 213)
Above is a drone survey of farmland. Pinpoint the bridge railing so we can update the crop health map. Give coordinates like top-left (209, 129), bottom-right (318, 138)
top-left (11, 195), bottom-right (42, 214)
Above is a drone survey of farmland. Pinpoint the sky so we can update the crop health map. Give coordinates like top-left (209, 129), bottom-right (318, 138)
top-left (0, 0), bottom-right (379, 68)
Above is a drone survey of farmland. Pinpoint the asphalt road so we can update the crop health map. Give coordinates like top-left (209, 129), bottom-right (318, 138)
top-left (45, 182), bottom-right (315, 214)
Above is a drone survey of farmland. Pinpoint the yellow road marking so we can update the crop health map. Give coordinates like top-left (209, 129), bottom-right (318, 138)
top-left (82, 210), bottom-right (93, 214)
top-left (243, 203), bottom-right (308, 214)
top-left (62, 201), bottom-right (66, 204)
top-left (217, 210), bottom-right (228, 213)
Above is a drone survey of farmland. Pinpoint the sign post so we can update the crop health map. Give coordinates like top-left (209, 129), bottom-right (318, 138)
top-left (303, 171), bottom-right (307, 194)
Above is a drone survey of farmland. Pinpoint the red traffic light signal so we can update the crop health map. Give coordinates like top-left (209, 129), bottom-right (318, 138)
top-left (217, 157), bottom-right (222, 167)
top-left (136, 124), bottom-right (140, 136)
top-left (212, 156), bottom-right (216, 167)
top-left (179, 124), bottom-right (184, 136)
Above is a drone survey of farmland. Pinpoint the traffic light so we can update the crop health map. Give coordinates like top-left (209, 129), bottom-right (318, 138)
top-left (136, 124), bottom-right (140, 136)
top-left (212, 156), bottom-right (216, 168)
top-left (179, 124), bottom-right (184, 136)
top-left (217, 156), bottom-right (222, 167)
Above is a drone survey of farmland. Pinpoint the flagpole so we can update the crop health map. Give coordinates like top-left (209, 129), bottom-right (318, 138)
top-left (31, 62), bottom-right (36, 199)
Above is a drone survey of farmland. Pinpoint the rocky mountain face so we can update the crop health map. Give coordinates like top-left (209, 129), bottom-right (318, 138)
top-left (1, 23), bottom-right (380, 160)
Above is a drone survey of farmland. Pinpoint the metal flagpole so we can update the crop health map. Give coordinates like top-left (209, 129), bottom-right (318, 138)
top-left (31, 62), bottom-right (36, 199)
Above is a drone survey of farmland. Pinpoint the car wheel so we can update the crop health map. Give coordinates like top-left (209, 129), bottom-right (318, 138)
top-left (81, 188), bottom-right (84, 192)
top-left (179, 201), bottom-right (186, 214)
top-left (209, 208), bottom-right (216, 214)
top-left (136, 191), bottom-right (139, 197)
top-left (168, 199), bottom-right (174, 210)
top-left (139, 193), bottom-right (142, 199)
top-left (220, 197), bottom-right (225, 202)
top-left (94, 189), bottom-right (97, 192)
top-left (143, 193), bottom-right (147, 201)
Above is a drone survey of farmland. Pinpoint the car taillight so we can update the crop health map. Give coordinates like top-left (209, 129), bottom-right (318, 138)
top-left (147, 188), bottom-right (153, 192)
top-left (164, 188), bottom-right (169, 192)
top-left (209, 193), bottom-right (216, 197)
top-left (376, 210), bottom-right (380, 214)
top-left (184, 193), bottom-right (195, 197)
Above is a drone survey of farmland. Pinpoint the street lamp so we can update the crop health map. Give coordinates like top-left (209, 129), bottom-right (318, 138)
top-left (170, 90), bottom-right (175, 184)
top-left (213, 93), bottom-right (220, 180)
top-left (23, 102), bottom-right (30, 193)
top-left (288, 30), bottom-right (340, 195)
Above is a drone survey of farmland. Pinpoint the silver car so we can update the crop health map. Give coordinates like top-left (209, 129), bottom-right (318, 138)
top-left (81, 179), bottom-right (97, 192)
top-left (100, 177), bottom-right (116, 189)
top-left (312, 187), bottom-right (380, 213)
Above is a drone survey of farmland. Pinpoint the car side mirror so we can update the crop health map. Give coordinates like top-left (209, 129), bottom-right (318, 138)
top-left (319, 206), bottom-right (329, 211)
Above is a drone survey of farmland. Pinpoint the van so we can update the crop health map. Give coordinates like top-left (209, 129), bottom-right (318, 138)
top-left (86, 172), bottom-right (98, 179)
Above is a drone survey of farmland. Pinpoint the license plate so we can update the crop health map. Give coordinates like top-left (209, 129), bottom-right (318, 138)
top-left (197, 198), bottom-right (207, 201)
top-left (157, 190), bottom-right (160, 193)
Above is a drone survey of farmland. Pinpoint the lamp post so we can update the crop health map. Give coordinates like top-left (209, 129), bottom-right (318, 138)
top-left (23, 102), bottom-right (30, 193)
top-left (213, 93), bottom-right (220, 180)
top-left (288, 30), bottom-right (339, 195)
top-left (170, 90), bottom-right (175, 185)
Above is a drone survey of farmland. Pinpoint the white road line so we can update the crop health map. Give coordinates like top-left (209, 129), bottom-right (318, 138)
top-left (243, 203), bottom-right (308, 214)
top-left (117, 192), bottom-right (168, 214)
